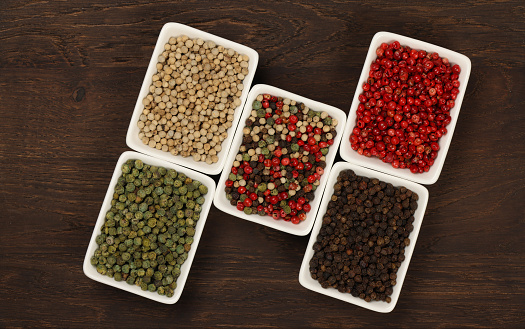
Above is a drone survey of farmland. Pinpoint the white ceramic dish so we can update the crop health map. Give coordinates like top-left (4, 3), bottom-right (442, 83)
top-left (126, 22), bottom-right (259, 175)
top-left (340, 31), bottom-right (471, 185)
top-left (298, 161), bottom-right (429, 313)
top-left (213, 84), bottom-right (347, 236)
top-left (83, 151), bottom-right (216, 304)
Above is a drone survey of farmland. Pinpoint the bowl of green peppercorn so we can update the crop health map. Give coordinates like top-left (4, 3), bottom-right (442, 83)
top-left (83, 151), bottom-right (215, 304)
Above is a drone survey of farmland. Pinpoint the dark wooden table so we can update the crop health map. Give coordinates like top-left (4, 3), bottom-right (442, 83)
top-left (1, 1), bottom-right (524, 328)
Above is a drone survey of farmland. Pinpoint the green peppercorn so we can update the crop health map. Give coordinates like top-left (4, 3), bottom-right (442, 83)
top-left (253, 100), bottom-right (262, 109)
top-left (92, 159), bottom-right (205, 296)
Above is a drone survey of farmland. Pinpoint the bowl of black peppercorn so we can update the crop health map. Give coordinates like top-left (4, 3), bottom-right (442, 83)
top-left (299, 161), bottom-right (428, 313)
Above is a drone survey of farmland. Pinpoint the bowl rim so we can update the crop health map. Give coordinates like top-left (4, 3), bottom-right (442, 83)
top-left (339, 31), bottom-right (472, 185)
top-left (213, 83), bottom-right (347, 236)
top-left (126, 22), bottom-right (259, 175)
top-left (298, 161), bottom-right (429, 313)
top-left (82, 151), bottom-right (216, 304)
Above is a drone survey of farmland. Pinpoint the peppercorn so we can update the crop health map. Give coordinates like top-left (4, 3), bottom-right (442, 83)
top-left (137, 36), bottom-right (250, 164)
top-left (350, 41), bottom-right (461, 173)
top-left (92, 159), bottom-right (208, 297)
top-left (225, 93), bottom-right (338, 223)
top-left (309, 169), bottom-right (418, 303)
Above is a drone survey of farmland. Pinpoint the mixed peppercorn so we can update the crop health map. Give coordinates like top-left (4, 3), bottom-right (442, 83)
top-left (350, 41), bottom-right (462, 173)
top-left (90, 159), bottom-right (208, 298)
top-left (224, 94), bottom-right (338, 224)
top-left (309, 169), bottom-right (418, 303)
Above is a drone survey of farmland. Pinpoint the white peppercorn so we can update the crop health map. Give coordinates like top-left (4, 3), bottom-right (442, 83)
top-left (137, 35), bottom-right (249, 163)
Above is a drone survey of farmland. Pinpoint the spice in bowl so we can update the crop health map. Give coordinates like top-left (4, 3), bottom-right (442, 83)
top-left (350, 40), bottom-right (462, 174)
top-left (309, 169), bottom-right (418, 303)
top-left (224, 94), bottom-right (338, 224)
top-left (89, 159), bottom-right (209, 298)
top-left (137, 35), bottom-right (250, 164)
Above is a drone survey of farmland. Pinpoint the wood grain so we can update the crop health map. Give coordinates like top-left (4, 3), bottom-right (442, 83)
top-left (1, 0), bottom-right (524, 328)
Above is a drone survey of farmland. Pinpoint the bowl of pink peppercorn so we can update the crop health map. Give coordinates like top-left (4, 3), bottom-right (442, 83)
top-left (340, 31), bottom-right (471, 185)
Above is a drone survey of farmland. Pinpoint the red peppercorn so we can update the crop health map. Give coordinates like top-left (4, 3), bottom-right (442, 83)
top-left (225, 180), bottom-right (233, 187)
top-left (316, 167), bottom-right (324, 175)
top-left (262, 100), bottom-right (269, 108)
top-left (350, 41), bottom-right (460, 173)
top-left (307, 175), bottom-right (316, 184)
top-left (238, 186), bottom-right (246, 194)
top-left (243, 198), bottom-right (252, 207)
top-left (281, 158), bottom-right (290, 166)
top-left (236, 202), bottom-right (244, 211)
top-left (303, 203), bottom-right (311, 212)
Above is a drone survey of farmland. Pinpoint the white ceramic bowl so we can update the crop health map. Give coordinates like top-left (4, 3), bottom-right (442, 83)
top-left (126, 22), bottom-right (259, 175)
top-left (213, 84), bottom-right (347, 236)
top-left (83, 151), bottom-right (216, 304)
top-left (340, 31), bottom-right (471, 185)
top-left (298, 161), bottom-right (429, 313)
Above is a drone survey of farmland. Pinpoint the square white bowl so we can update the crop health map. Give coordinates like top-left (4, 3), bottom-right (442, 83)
top-left (340, 31), bottom-right (471, 185)
top-left (298, 161), bottom-right (429, 313)
top-left (213, 84), bottom-right (347, 236)
top-left (126, 22), bottom-right (259, 175)
top-left (83, 151), bottom-right (216, 304)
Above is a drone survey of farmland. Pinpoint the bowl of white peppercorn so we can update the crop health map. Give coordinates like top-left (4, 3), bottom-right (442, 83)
top-left (126, 22), bottom-right (259, 175)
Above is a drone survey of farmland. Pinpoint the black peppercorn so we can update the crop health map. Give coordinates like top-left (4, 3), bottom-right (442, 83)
top-left (309, 169), bottom-right (418, 303)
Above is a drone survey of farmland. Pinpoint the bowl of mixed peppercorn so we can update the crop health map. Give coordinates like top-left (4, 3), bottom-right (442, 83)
top-left (299, 162), bottom-right (428, 312)
top-left (83, 151), bottom-right (215, 304)
top-left (214, 84), bottom-right (346, 236)
top-left (340, 32), bottom-right (471, 185)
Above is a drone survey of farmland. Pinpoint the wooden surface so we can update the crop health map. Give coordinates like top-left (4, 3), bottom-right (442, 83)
top-left (1, 0), bottom-right (524, 328)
